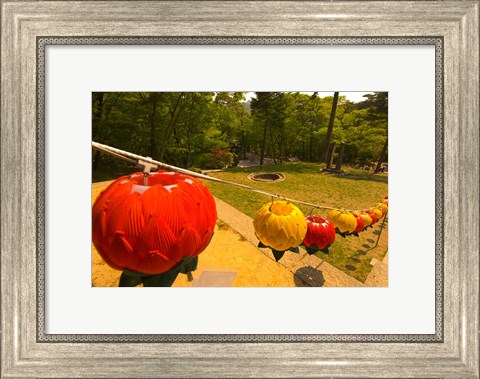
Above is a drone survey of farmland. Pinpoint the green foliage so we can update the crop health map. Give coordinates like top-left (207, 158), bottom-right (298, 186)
top-left (92, 92), bottom-right (246, 171)
top-left (92, 91), bottom-right (387, 174)
top-left (196, 148), bottom-right (234, 169)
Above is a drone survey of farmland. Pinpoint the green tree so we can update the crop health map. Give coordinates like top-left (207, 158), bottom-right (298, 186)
top-left (91, 91), bottom-right (387, 175)
top-left (362, 92), bottom-right (388, 172)
top-left (250, 92), bottom-right (287, 165)
top-left (321, 92), bottom-right (339, 162)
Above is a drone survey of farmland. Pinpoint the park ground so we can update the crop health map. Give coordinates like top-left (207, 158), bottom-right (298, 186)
top-left (92, 160), bottom-right (388, 287)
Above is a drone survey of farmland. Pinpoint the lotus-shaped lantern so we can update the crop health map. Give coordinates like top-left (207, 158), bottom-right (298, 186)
top-left (92, 171), bottom-right (217, 275)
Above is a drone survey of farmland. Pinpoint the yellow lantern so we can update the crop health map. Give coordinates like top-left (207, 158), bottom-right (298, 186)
top-left (377, 202), bottom-right (388, 214)
top-left (327, 209), bottom-right (357, 234)
top-left (358, 211), bottom-right (373, 228)
top-left (253, 201), bottom-right (307, 252)
top-left (370, 207), bottom-right (384, 220)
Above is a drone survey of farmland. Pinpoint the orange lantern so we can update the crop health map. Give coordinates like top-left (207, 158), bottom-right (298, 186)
top-left (92, 171), bottom-right (217, 275)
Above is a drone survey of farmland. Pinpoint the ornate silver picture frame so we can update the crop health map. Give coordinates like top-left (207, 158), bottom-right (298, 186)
top-left (1, 1), bottom-right (478, 378)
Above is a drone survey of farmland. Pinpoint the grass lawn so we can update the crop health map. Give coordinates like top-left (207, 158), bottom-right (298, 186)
top-left (202, 162), bottom-right (388, 283)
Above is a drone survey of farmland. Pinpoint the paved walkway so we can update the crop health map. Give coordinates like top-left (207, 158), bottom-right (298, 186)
top-left (237, 157), bottom-right (275, 168)
top-left (92, 180), bottom-right (384, 287)
top-left (92, 181), bottom-right (296, 287)
top-left (364, 252), bottom-right (389, 286)
top-left (172, 223), bottom-right (297, 287)
top-left (214, 197), bottom-right (365, 287)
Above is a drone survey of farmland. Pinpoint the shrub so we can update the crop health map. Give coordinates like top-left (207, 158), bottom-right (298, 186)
top-left (196, 148), bottom-right (234, 169)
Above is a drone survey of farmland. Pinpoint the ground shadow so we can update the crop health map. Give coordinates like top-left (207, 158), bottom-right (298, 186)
top-left (345, 265), bottom-right (357, 271)
top-left (328, 172), bottom-right (388, 184)
top-left (228, 162), bottom-right (388, 184)
top-left (231, 162), bottom-right (316, 175)
top-left (294, 266), bottom-right (325, 287)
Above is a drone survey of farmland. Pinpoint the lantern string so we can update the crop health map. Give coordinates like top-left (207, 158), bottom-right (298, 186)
top-left (92, 141), bottom-right (371, 212)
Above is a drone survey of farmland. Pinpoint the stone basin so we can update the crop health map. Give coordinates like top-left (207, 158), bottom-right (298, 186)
top-left (247, 172), bottom-right (285, 182)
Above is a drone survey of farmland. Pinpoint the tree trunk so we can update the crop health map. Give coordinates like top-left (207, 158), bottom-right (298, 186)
top-left (272, 133), bottom-right (283, 164)
top-left (239, 112), bottom-right (247, 159)
top-left (309, 123), bottom-right (314, 162)
top-left (93, 93), bottom-right (121, 170)
top-left (321, 92), bottom-right (339, 162)
top-left (186, 126), bottom-right (192, 168)
top-left (92, 93), bottom-right (104, 170)
top-left (335, 143), bottom-right (345, 171)
top-left (326, 142), bottom-right (336, 169)
top-left (159, 92), bottom-right (184, 160)
top-left (279, 134), bottom-right (285, 163)
top-left (269, 132), bottom-right (277, 164)
top-left (92, 93), bottom-right (104, 141)
top-left (374, 137), bottom-right (388, 173)
top-left (259, 112), bottom-right (268, 166)
top-left (150, 94), bottom-right (158, 158)
top-left (241, 133), bottom-right (247, 160)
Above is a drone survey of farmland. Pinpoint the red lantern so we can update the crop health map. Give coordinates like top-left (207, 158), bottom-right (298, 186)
top-left (303, 216), bottom-right (336, 251)
top-left (352, 212), bottom-right (365, 233)
top-left (364, 210), bottom-right (378, 225)
top-left (92, 171), bottom-right (217, 275)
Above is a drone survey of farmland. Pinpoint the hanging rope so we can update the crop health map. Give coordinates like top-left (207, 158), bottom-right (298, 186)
top-left (92, 141), bottom-right (347, 212)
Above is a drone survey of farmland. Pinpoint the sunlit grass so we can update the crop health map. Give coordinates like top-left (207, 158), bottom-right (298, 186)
top-left (202, 162), bottom-right (388, 283)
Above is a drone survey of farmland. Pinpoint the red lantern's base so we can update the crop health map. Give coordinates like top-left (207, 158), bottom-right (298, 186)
top-left (119, 256), bottom-right (198, 287)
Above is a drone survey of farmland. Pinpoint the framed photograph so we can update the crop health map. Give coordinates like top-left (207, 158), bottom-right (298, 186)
top-left (1, 1), bottom-right (478, 378)
top-left (89, 90), bottom-right (390, 290)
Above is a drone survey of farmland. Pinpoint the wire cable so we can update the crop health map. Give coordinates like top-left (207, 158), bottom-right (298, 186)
top-left (92, 141), bottom-right (364, 212)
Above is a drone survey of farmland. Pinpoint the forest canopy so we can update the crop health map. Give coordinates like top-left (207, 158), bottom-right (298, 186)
top-left (92, 91), bottom-right (388, 172)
